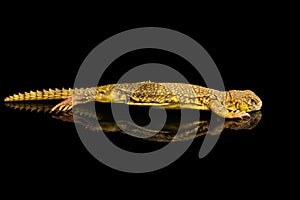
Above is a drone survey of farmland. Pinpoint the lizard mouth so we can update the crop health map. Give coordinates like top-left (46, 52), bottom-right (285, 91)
top-left (257, 101), bottom-right (262, 109)
top-left (253, 101), bottom-right (262, 111)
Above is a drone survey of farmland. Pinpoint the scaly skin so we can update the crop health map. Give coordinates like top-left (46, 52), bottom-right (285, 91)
top-left (4, 81), bottom-right (262, 118)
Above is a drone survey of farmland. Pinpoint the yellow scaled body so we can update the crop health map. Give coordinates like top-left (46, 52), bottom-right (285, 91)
top-left (4, 81), bottom-right (262, 119)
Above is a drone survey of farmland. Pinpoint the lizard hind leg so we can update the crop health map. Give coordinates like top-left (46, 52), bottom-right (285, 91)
top-left (50, 97), bottom-right (73, 113)
top-left (50, 92), bottom-right (95, 113)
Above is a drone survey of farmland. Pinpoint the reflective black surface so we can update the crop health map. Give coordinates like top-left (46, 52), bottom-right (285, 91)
top-left (4, 101), bottom-right (263, 144)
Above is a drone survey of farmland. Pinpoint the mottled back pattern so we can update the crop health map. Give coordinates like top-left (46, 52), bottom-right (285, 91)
top-left (130, 82), bottom-right (198, 104)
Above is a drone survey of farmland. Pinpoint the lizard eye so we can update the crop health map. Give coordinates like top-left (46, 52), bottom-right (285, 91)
top-left (249, 98), bottom-right (256, 104)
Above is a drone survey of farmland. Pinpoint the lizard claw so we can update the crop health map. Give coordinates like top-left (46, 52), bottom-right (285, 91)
top-left (63, 105), bottom-right (73, 111)
top-left (227, 111), bottom-right (251, 119)
top-left (50, 97), bottom-right (73, 113)
top-left (62, 105), bottom-right (69, 111)
top-left (237, 112), bottom-right (251, 120)
top-left (58, 105), bottom-right (65, 111)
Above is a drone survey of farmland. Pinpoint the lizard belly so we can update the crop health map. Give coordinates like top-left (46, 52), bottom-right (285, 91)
top-left (127, 101), bottom-right (210, 110)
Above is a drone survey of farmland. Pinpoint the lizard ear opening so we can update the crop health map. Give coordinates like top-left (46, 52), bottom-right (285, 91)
top-left (235, 102), bottom-right (239, 109)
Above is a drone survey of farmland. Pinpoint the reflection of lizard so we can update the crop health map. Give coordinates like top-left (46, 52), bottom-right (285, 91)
top-left (5, 102), bottom-right (262, 142)
top-left (4, 81), bottom-right (262, 118)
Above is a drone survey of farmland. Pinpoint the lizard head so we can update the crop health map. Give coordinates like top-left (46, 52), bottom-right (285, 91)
top-left (226, 90), bottom-right (262, 112)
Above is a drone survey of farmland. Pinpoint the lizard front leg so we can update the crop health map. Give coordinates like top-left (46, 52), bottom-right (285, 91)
top-left (208, 100), bottom-right (250, 119)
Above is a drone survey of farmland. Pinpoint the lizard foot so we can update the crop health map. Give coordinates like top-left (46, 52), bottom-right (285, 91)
top-left (227, 111), bottom-right (250, 119)
top-left (50, 97), bottom-right (73, 113)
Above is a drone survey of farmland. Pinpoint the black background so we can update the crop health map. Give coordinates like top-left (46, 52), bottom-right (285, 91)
top-left (0, 6), bottom-right (296, 196)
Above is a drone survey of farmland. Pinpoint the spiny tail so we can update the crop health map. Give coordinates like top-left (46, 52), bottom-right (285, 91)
top-left (4, 88), bottom-right (73, 102)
